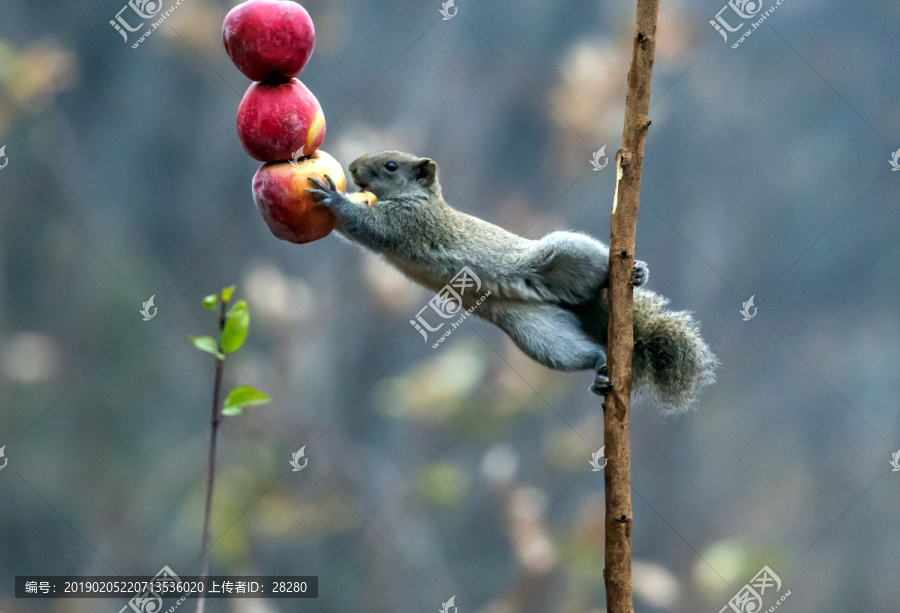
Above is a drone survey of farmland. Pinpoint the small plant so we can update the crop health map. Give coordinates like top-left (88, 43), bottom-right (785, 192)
top-left (190, 285), bottom-right (270, 613)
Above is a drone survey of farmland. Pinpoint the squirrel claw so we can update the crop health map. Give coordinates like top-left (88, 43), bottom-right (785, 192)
top-left (590, 375), bottom-right (612, 396)
top-left (307, 175), bottom-right (342, 204)
top-left (631, 260), bottom-right (649, 287)
top-left (590, 365), bottom-right (611, 396)
top-left (306, 188), bottom-right (331, 201)
top-left (308, 176), bottom-right (332, 192)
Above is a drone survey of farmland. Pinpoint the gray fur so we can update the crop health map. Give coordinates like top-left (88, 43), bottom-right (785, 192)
top-left (308, 150), bottom-right (718, 411)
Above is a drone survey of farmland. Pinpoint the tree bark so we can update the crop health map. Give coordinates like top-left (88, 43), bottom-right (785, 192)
top-left (603, 1), bottom-right (661, 612)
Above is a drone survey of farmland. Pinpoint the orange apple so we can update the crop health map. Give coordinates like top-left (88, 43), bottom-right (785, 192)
top-left (252, 150), bottom-right (345, 244)
top-left (348, 190), bottom-right (377, 207)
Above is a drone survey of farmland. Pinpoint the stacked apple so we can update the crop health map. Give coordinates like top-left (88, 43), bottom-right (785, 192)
top-left (224, 0), bottom-right (344, 244)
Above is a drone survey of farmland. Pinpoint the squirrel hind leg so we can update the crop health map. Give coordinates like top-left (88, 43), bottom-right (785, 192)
top-left (590, 363), bottom-right (611, 397)
top-left (489, 303), bottom-right (605, 372)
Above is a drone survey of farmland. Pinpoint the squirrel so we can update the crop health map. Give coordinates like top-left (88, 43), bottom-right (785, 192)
top-left (307, 150), bottom-right (718, 413)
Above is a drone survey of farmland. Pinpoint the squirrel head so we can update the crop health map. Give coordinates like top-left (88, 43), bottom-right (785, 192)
top-left (348, 150), bottom-right (441, 200)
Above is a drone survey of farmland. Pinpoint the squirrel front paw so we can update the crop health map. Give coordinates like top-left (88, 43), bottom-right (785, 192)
top-left (631, 260), bottom-right (649, 287)
top-left (306, 175), bottom-right (343, 206)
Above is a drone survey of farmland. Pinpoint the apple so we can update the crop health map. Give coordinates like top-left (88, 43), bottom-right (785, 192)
top-left (252, 150), bottom-right (345, 244)
top-left (223, 0), bottom-right (315, 82)
top-left (349, 190), bottom-right (377, 207)
top-left (237, 78), bottom-right (326, 162)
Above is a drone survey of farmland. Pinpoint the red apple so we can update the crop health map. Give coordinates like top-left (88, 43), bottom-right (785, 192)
top-left (237, 78), bottom-right (326, 162)
top-left (252, 151), bottom-right (345, 244)
top-left (223, 0), bottom-right (315, 82)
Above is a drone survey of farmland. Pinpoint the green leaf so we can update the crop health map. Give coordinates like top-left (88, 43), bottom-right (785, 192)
top-left (189, 335), bottom-right (224, 360)
top-left (221, 285), bottom-right (236, 303)
top-left (227, 299), bottom-right (249, 318)
top-left (222, 386), bottom-right (271, 416)
top-left (202, 294), bottom-right (218, 311)
top-left (220, 300), bottom-right (249, 353)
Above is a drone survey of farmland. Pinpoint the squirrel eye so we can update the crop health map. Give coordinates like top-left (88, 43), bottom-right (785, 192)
top-left (385, 161), bottom-right (399, 172)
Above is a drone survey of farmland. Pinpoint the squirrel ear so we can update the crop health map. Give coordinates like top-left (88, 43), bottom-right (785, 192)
top-left (415, 158), bottom-right (437, 186)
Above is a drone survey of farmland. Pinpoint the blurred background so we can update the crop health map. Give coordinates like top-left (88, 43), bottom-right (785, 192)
top-left (1, 0), bottom-right (899, 611)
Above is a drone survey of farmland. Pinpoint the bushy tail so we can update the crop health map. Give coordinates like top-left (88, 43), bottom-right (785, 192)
top-left (631, 290), bottom-right (718, 414)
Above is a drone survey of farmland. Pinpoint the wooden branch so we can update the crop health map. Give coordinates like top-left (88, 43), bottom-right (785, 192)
top-left (603, 1), bottom-right (661, 612)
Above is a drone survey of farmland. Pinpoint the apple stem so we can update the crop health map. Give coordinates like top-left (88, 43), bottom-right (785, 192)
top-left (195, 300), bottom-right (227, 613)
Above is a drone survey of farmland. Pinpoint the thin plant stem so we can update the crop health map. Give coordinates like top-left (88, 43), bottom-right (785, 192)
top-left (195, 300), bottom-right (227, 613)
